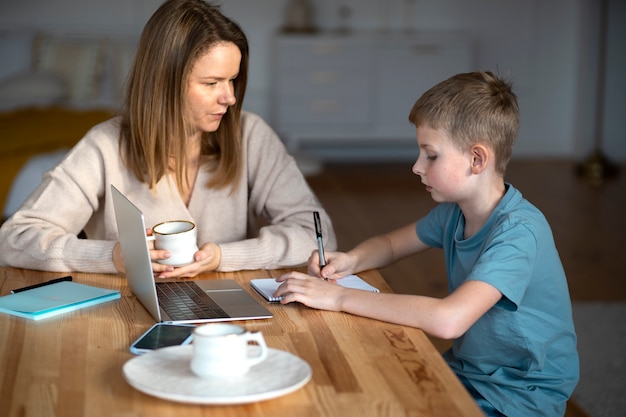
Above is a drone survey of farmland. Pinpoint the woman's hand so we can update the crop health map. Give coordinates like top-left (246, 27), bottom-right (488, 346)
top-left (152, 242), bottom-right (221, 279)
top-left (112, 242), bottom-right (125, 273)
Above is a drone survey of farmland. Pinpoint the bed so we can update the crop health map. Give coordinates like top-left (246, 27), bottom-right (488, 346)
top-left (0, 32), bottom-right (135, 220)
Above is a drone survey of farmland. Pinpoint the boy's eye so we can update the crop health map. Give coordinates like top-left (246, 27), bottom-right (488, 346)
top-left (426, 155), bottom-right (437, 161)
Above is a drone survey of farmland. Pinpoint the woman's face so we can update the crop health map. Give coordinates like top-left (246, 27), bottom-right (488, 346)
top-left (186, 42), bottom-right (241, 136)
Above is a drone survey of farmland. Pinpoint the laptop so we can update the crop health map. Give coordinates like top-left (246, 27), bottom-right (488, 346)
top-left (110, 184), bottom-right (272, 324)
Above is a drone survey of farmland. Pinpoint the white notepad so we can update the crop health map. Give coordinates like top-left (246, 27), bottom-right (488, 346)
top-left (250, 275), bottom-right (379, 303)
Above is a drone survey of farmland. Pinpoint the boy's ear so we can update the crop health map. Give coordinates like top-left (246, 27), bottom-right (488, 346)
top-left (470, 144), bottom-right (489, 174)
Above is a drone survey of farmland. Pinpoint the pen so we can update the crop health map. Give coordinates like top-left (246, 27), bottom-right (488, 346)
top-left (313, 211), bottom-right (327, 269)
top-left (10, 276), bottom-right (73, 294)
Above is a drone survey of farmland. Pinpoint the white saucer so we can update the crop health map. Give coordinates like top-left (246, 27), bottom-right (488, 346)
top-left (123, 345), bottom-right (311, 404)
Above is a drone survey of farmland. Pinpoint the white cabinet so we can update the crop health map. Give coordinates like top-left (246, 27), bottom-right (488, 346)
top-left (272, 32), bottom-right (473, 161)
top-left (273, 36), bottom-right (372, 127)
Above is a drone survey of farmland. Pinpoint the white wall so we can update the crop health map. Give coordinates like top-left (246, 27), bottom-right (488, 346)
top-left (0, 0), bottom-right (624, 161)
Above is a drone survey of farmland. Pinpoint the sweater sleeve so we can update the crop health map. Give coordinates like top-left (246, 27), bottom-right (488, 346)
top-left (0, 120), bottom-right (121, 273)
top-left (216, 113), bottom-right (337, 271)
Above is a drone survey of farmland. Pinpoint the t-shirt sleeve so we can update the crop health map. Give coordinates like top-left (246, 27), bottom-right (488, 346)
top-left (468, 223), bottom-right (538, 310)
top-left (416, 203), bottom-right (457, 249)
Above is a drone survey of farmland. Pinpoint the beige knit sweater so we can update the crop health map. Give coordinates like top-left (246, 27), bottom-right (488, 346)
top-left (0, 111), bottom-right (336, 273)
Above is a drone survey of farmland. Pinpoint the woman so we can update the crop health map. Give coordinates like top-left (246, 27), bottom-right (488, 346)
top-left (0, 0), bottom-right (336, 277)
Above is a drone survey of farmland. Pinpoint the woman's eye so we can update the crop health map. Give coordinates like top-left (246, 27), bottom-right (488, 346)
top-left (427, 155), bottom-right (437, 161)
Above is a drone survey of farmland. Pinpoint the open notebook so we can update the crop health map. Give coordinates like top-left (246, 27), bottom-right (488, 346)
top-left (251, 275), bottom-right (379, 303)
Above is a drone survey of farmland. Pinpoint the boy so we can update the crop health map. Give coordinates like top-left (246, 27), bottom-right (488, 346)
top-left (275, 71), bottom-right (579, 416)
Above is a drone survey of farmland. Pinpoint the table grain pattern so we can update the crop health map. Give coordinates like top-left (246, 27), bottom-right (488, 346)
top-left (0, 267), bottom-right (482, 417)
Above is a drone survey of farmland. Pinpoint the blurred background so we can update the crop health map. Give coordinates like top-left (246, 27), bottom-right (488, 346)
top-left (0, 0), bottom-right (624, 161)
top-left (0, 0), bottom-right (624, 213)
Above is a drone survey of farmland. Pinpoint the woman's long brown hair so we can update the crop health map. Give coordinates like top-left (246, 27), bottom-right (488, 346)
top-left (120, 0), bottom-right (249, 192)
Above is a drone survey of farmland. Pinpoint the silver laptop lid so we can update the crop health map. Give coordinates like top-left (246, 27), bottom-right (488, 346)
top-left (111, 184), bottom-right (163, 322)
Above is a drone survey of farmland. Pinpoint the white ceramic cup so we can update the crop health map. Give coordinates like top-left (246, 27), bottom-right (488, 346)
top-left (190, 324), bottom-right (268, 379)
top-left (147, 220), bottom-right (199, 266)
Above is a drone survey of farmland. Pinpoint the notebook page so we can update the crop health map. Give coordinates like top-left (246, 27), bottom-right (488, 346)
top-left (250, 275), bottom-right (379, 303)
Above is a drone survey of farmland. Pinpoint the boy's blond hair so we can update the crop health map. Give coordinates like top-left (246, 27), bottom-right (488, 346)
top-left (408, 71), bottom-right (519, 175)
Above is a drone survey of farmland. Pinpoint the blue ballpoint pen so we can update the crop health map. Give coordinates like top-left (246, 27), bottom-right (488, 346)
top-left (313, 211), bottom-right (327, 269)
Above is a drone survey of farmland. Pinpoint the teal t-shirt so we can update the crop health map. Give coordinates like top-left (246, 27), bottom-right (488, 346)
top-left (416, 184), bottom-right (579, 417)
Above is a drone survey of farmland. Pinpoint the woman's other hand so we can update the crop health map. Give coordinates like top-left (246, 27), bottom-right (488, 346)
top-left (152, 242), bottom-right (221, 279)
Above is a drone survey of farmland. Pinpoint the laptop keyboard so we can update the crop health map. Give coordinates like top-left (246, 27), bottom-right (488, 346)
top-left (156, 281), bottom-right (229, 321)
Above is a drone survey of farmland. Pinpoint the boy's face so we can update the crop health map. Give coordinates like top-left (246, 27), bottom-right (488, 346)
top-left (412, 126), bottom-right (473, 203)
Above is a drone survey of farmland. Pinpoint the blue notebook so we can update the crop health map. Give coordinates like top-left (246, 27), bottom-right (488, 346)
top-left (0, 281), bottom-right (120, 320)
top-left (250, 275), bottom-right (379, 303)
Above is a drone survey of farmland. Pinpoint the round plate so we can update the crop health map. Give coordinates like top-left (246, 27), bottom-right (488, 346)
top-left (123, 345), bottom-right (311, 404)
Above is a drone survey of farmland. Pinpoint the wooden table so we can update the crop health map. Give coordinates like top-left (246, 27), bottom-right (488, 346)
top-left (0, 267), bottom-right (483, 417)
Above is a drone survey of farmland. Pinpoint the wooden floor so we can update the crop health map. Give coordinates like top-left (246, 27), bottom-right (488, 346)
top-left (305, 158), bottom-right (625, 417)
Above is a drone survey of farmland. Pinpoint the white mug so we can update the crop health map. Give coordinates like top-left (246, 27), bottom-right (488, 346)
top-left (148, 220), bottom-right (199, 266)
top-left (190, 324), bottom-right (268, 379)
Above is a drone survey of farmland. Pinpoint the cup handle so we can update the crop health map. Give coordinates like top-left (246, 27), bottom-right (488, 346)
top-left (246, 331), bottom-right (268, 367)
top-left (146, 235), bottom-right (155, 242)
